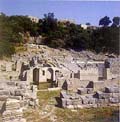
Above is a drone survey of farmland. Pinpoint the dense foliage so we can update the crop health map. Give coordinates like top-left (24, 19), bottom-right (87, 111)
top-left (0, 13), bottom-right (119, 58)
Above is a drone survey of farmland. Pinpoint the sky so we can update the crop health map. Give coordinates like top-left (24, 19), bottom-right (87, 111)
top-left (0, 0), bottom-right (120, 25)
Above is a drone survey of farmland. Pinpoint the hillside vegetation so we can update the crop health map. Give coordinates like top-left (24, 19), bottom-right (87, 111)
top-left (0, 13), bottom-right (119, 59)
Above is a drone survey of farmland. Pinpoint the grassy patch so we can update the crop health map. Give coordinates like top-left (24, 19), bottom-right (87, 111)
top-left (24, 109), bottom-right (51, 122)
top-left (38, 82), bottom-right (51, 90)
top-left (37, 90), bottom-right (60, 108)
top-left (15, 45), bottom-right (27, 52)
top-left (55, 108), bottom-right (82, 122)
top-left (55, 106), bottom-right (119, 122)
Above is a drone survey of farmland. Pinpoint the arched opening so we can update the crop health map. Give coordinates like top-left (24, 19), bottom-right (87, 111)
top-left (55, 70), bottom-right (59, 75)
top-left (33, 68), bottom-right (39, 85)
top-left (55, 70), bottom-right (59, 87)
top-left (47, 68), bottom-right (54, 82)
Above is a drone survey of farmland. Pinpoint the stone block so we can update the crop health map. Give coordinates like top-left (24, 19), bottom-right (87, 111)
top-left (66, 105), bottom-right (74, 109)
top-left (88, 97), bottom-right (96, 104)
top-left (5, 99), bottom-right (21, 111)
top-left (105, 86), bottom-right (119, 93)
top-left (0, 90), bottom-right (10, 96)
top-left (0, 101), bottom-right (5, 114)
top-left (109, 97), bottom-right (119, 103)
top-left (15, 89), bottom-right (24, 96)
top-left (6, 63), bottom-right (12, 72)
top-left (81, 96), bottom-right (89, 104)
top-left (60, 91), bottom-right (68, 98)
top-left (94, 91), bottom-right (110, 99)
top-left (61, 98), bottom-right (67, 108)
top-left (72, 99), bottom-right (82, 105)
top-left (87, 88), bottom-right (93, 94)
top-left (66, 99), bottom-right (72, 105)
top-left (2, 109), bottom-right (26, 122)
top-left (6, 82), bottom-right (16, 86)
top-left (77, 88), bottom-right (87, 95)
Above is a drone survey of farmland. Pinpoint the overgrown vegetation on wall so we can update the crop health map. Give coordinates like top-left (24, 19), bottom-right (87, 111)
top-left (0, 12), bottom-right (119, 58)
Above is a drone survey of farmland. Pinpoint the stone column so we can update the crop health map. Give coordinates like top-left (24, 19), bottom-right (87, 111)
top-left (27, 68), bottom-right (33, 83)
top-left (104, 60), bottom-right (112, 80)
top-left (103, 68), bottom-right (112, 80)
top-left (53, 70), bottom-right (56, 81)
top-left (16, 61), bottom-right (22, 72)
top-left (106, 68), bottom-right (112, 80)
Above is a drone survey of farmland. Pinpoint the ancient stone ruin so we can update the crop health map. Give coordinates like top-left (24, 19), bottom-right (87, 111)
top-left (0, 44), bottom-right (119, 121)
top-left (60, 85), bottom-right (119, 109)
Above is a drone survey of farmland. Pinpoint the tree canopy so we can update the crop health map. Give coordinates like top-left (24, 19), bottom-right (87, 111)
top-left (112, 17), bottom-right (120, 27)
top-left (0, 13), bottom-right (119, 59)
top-left (99, 16), bottom-right (112, 27)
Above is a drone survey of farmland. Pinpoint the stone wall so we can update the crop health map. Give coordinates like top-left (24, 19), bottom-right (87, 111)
top-left (60, 85), bottom-right (120, 109)
top-left (79, 68), bottom-right (99, 81)
top-left (58, 78), bottom-right (92, 91)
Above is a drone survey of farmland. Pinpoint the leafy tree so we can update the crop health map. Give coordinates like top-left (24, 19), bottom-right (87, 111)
top-left (42, 13), bottom-right (57, 34)
top-left (92, 27), bottom-right (119, 54)
top-left (8, 15), bottom-right (39, 37)
top-left (112, 17), bottom-right (120, 27)
top-left (99, 16), bottom-right (111, 27)
top-left (0, 40), bottom-right (15, 58)
top-left (0, 14), bottom-right (15, 58)
top-left (0, 12), bottom-right (119, 56)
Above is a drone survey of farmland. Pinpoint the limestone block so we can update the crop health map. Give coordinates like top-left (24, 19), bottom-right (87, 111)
top-left (29, 100), bottom-right (35, 106)
top-left (88, 98), bottom-right (96, 104)
top-left (80, 68), bottom-right (99, 81)
top-left (66, 99), bottom-right (72, 105)
top-left (77, 88), bottom-right (87, 95)
top-left (97, 99), bottom-right (105, 104)
top-left (112, 93), bottom-right (120, 99)
top-left (60, 91), bottom-right (68, 98)
top-left (6, 63), bottom-right (12, 72)
top-left (0, 101), bottom-right (5, 114)
top-left (109, 97), bottom-right (119, 103)
top-left (105, 86), bottom-right (119, 93)
top-left (32, 85), bottom-right (37, 92)
top-left (93, 81), bottom-right (104, 91)
top-left (26, 69), bottom-right (33, 83)
top-left (81, 96), bottom-right (88, 104)
top-left (5, 99), bottom-right (21, 111)
top-left (0, 90), bottom-right (10, 96)
top-left (6, 82), bottom-right (16, 86)
top-left (103, 68), bottom-right (112, 80)
top-left (72, 99), bottom-right (82, 105)
top-left (87, 88), bottom-right (93, 94)
top-left (16, 61), bottom-right (22, 72)
top-left (15, 89), bottom-right (25, 96)
top-left (61, 98), bottom-right (66, 108)
top-left (2, 109), bottom-right (26, 122)
top-left (67, 105), bottom-right (74, 109)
